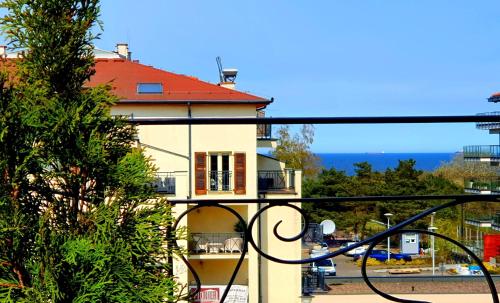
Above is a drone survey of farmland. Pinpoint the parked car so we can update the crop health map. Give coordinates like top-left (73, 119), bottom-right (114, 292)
top-left (352, 249), bottom-right (412, 262)
top-left (311, 257), bottom-right (337, 276)
top-left (339, 242), bottom-right (367, 256)
top-left (310, 242), bottom-right (329, 255)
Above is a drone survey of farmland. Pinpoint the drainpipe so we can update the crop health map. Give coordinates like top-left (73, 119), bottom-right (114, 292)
top-left (188, 102), bottom-right (192, 199)
top-left (257, 193), bottom-right (264, 303)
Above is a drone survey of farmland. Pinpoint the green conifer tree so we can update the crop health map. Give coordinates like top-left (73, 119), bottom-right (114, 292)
top-left (0, 1), bottom-right (180, 302)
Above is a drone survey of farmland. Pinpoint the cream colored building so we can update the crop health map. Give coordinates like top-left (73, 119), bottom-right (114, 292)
top-left (88, 45), bottom-right (303, 303)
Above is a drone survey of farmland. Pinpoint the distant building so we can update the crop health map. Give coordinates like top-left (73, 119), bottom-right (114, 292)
top-left (87, 44), bottom-right (303, 303)
top-left (462, 93), bottom-right (500, 260)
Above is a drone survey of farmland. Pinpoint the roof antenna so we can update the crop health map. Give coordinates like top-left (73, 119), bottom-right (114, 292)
top-left (216, 56), bottom-right (224, 83)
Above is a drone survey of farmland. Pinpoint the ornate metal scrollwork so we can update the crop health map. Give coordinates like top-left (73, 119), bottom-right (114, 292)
top-left (171, 195), bottom-right (499, 303)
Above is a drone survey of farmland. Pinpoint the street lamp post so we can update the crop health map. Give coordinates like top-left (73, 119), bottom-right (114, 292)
top-left (428, 212), bottom-right (437, 275)
top-left (384, 213), bottom-right (393, 262)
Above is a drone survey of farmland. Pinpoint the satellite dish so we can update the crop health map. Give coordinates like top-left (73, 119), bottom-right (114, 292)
top-left (320, 220), bottom-right (336, 235)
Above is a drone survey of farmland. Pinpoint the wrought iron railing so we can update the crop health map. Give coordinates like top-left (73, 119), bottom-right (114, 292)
top-left (130, 115), bottom-right (500, 303)
top-left (209, 170), bottom-right (232, 191)
top-left (463, 145), bottom-right (500, 159)
top-left (464, 178), bottom-right (500, 193)
top-left (171, 195), bottom-right (500, 303)
top-left (256, 123), bottom-right (272, 139)
top-left (476, 112), bottom-right (500, 130)
top-left (257, 169), bottom-right (295, 191)
top-left (153, 172), bottom-right (175, 194)
top-left (189, 232), bottom-right (245, 254)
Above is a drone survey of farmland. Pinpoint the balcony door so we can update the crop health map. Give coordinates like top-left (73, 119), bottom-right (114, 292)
top-left (209, 153), bottom-right (230, 191)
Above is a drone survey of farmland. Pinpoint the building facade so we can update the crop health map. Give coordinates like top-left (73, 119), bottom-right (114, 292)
top-left (462, 92), bottom-right (500, 260)
top-left (88, 44), bottom-right (303, 303)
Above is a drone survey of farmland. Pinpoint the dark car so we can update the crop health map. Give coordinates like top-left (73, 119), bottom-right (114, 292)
top-left (352, 249), bottom-right (412, 262)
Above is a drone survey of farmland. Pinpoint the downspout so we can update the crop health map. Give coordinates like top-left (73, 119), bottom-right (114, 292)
top-left (188, 102), bottom-right (192, 199)
top-left (257, 193), bottom-right (264, 303)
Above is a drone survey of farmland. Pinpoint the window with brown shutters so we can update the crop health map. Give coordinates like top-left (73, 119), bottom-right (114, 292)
top-left (234, 153), bottom-right (246, 195)
top-left (194, 152), bottom-right (207, 195)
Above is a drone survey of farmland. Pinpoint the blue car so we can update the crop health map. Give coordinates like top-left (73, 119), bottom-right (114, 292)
top-left (352, 249), bottom-right (412, 262)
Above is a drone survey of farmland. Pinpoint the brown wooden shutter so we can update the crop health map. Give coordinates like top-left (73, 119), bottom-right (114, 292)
top-left (195, 152), bottom-right (207, 195)
top-left (234, 153), bottom-right (246, 195)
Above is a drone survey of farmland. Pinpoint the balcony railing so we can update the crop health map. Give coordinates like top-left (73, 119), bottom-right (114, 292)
top-left (209, 171), bottom-right (232, 191)
top-left (464, 178), bottom-right (500, 193)
top-left (463, 145), bottom-right (500, 159)
top-left (153, 172), bottom-right (176, 194)
top-left (256, 123), bottom-right (272, 139)
top-left (132, 115), bottom-right (500, 303)
top-left (476, 112), bottom-right (500, 130)
top-left (189, 232), bottom-right (245, 254)
top-left (258, 169), bottom-right (295, 191)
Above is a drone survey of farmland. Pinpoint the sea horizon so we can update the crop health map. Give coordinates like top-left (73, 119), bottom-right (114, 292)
top-left (315, 152), bottom-right (458, 175)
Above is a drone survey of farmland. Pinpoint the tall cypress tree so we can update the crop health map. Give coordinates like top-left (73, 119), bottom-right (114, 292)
top-left (0, 1), bottom-right (180, 302)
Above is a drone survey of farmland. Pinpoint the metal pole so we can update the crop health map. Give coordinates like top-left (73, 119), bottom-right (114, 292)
top-left (431, 233), bottom-right (435, 275)
top-left (387, 217), bottom-right (390, 262)
top-left (429, 212), bottom-right (436, 275)
top-left (384, 213), bottom-right (393, 262)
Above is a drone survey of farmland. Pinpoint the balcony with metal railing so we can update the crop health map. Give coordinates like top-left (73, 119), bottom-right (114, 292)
top-left (256, 110), bottom-right (276, 148)
top-left (153, 172), bottom-right (176, 194)
top-left (209, 170), bottom-right (232, 192)
top-left (256, 123), bottom-right (273, 139)
top-left (189, 232), bottom-right (245, 257)
top-left (476, 112), bottom-right (500, 130)
top-left (464, 178), bottom-right (500, 194)
top-left (257, 169), bottom-right (296, 193)
top-left (463, 145), bottom-right (500, 161)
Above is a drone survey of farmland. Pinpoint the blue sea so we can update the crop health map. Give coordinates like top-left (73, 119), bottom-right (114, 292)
top-left (317, 153), bottom-right (457, 176)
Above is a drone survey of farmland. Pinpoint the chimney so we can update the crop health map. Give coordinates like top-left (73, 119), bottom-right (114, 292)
top-left (0, 46), bottom-right (6, 58)
top-left (116, 43), bottom-right (131, 60)
top-left (219, 68), bottom-right (238, 90)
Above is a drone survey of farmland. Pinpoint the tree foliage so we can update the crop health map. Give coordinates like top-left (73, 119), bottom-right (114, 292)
top-left (434, 153), bottom-right (498, 186)
top-left (272, 124), bottom-right (321, 178)
top-left (303, 160), bottom-right (463, 239)
top-left (0, 1), bottom-right (180, 302)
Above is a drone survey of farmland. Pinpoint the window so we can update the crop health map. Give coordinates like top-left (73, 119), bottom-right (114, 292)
top-left (194, 152), bottom-right (246, 194)
top-left (137, 83), bottom-right (163, 94)
top-left (209, 154), bottom-right (231, 191)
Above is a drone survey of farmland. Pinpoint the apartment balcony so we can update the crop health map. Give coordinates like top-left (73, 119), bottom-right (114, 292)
top-left (256, 123), bottom-right (272, 139)
top-left (189, 232), bottom-right (245, 257)
top-left (464, 178), bottom-right (500, 194)
top-left (258, 169), bottom-right (296, 193)
top-left (475, 112), bottom-right (500, 130)
top-left (256, 110), bottom-right (277, 148)
top-left (153, 172), bottom-right (176, 194)
top-left (209, 170), bottom-right (232, 192)
top-left (463, 145), bottom-right (500, 162)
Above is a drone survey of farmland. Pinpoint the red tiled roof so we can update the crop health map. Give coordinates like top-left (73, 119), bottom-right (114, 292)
top-left (88, 59), bottom-right (271, 107)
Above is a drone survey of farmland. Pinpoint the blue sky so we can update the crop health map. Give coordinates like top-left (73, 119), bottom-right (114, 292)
top-left (5, 1), bottom-right (500, 152)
